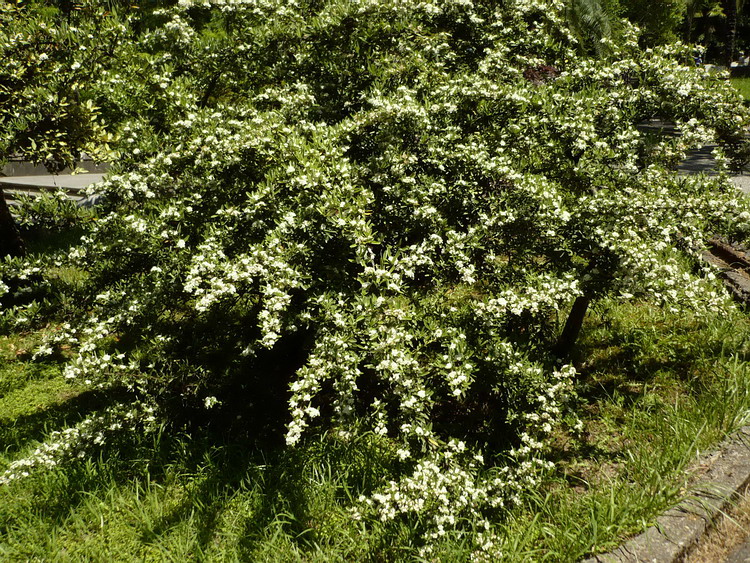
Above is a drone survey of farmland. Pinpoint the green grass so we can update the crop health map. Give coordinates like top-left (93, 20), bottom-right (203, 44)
top-left (731, 77), bottom-right (750, 102)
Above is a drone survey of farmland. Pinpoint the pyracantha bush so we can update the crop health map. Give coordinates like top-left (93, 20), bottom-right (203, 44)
top-left (3, 0), bottom-right (750, 554)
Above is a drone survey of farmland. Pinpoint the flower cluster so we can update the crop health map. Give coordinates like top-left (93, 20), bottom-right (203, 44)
top-left (0, 402), bottom-right (158, 486)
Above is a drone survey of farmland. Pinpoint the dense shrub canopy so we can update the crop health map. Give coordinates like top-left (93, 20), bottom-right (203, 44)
top-left (2, 0), bottom-right (750, 554)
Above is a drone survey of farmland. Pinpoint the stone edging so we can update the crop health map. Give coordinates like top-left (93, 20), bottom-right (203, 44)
top-left (582, 425), bottom-right (750, 562)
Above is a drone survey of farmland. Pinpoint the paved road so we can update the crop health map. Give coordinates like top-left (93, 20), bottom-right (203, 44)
top-left (0, 173), bottom-right (105, 207)
top-left (0, 140), bottom-right (747, 218)
top-left (0, 173), bottom-right (105, 190)
top-left (0, 155), bottom-right (747, 195)
top-left (678, 144), bottom-right (750, 194)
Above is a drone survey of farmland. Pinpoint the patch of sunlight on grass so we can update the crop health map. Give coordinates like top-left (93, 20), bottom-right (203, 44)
top-left (731, 77), bottom-right (750, 102)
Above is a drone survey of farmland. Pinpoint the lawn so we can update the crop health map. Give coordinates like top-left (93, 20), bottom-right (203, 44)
top-left (731, 77), bottom-right (750, 102)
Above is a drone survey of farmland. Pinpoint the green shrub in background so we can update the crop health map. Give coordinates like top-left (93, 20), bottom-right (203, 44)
top-left (2, 0), bottom-right (750, 556)
top-left (0, 2), bottom-right (122, 170)
top-left (12, 191), bottom-right (92, 234)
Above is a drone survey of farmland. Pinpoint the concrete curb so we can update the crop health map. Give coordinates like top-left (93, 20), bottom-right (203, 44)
top-left (583, 426), bottom-right (750, 562)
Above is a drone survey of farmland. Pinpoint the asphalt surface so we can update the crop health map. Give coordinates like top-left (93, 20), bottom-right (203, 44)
top-left (0, 173), bottom-right (105, 190)
top-left (678, 144), bottom-right (750, 193)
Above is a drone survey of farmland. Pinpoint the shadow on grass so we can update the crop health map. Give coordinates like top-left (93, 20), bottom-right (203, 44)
top-left (545, 308), bottom-right (750, 485)
top-left (131, 429), bottom-right (396, 558)
top-left (21, 226), bottom-right (88, 255)
top-left (0, 387), bottom-right (124, 455)
top-left (2, 396), bottom-right (395, 558)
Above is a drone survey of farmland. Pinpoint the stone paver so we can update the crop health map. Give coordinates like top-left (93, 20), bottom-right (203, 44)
top-left (727, 540), bottom-right (750, 563)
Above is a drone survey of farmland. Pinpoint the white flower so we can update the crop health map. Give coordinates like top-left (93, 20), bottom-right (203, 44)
top-left (204, 396), bottom-right (221, 408)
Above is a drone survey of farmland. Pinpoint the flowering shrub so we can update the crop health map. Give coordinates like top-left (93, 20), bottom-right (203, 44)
top-left (3, 0), bottom-right (750, 554)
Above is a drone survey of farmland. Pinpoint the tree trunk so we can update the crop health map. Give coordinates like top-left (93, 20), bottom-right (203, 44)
top-left (723, 0), bottom-right (738, 67)
top-left (0, 189), bottom-right (25, 258)
top-left (553, 295), bottom-right (591, 359)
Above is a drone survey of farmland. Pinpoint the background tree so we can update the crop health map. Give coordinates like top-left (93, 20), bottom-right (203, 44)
top-left (719, 0), bottom-right (744, 65)
top-left (566, 0), bottom-right (623, 55)
top-left (620, 0), bottom-right (689, 45)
